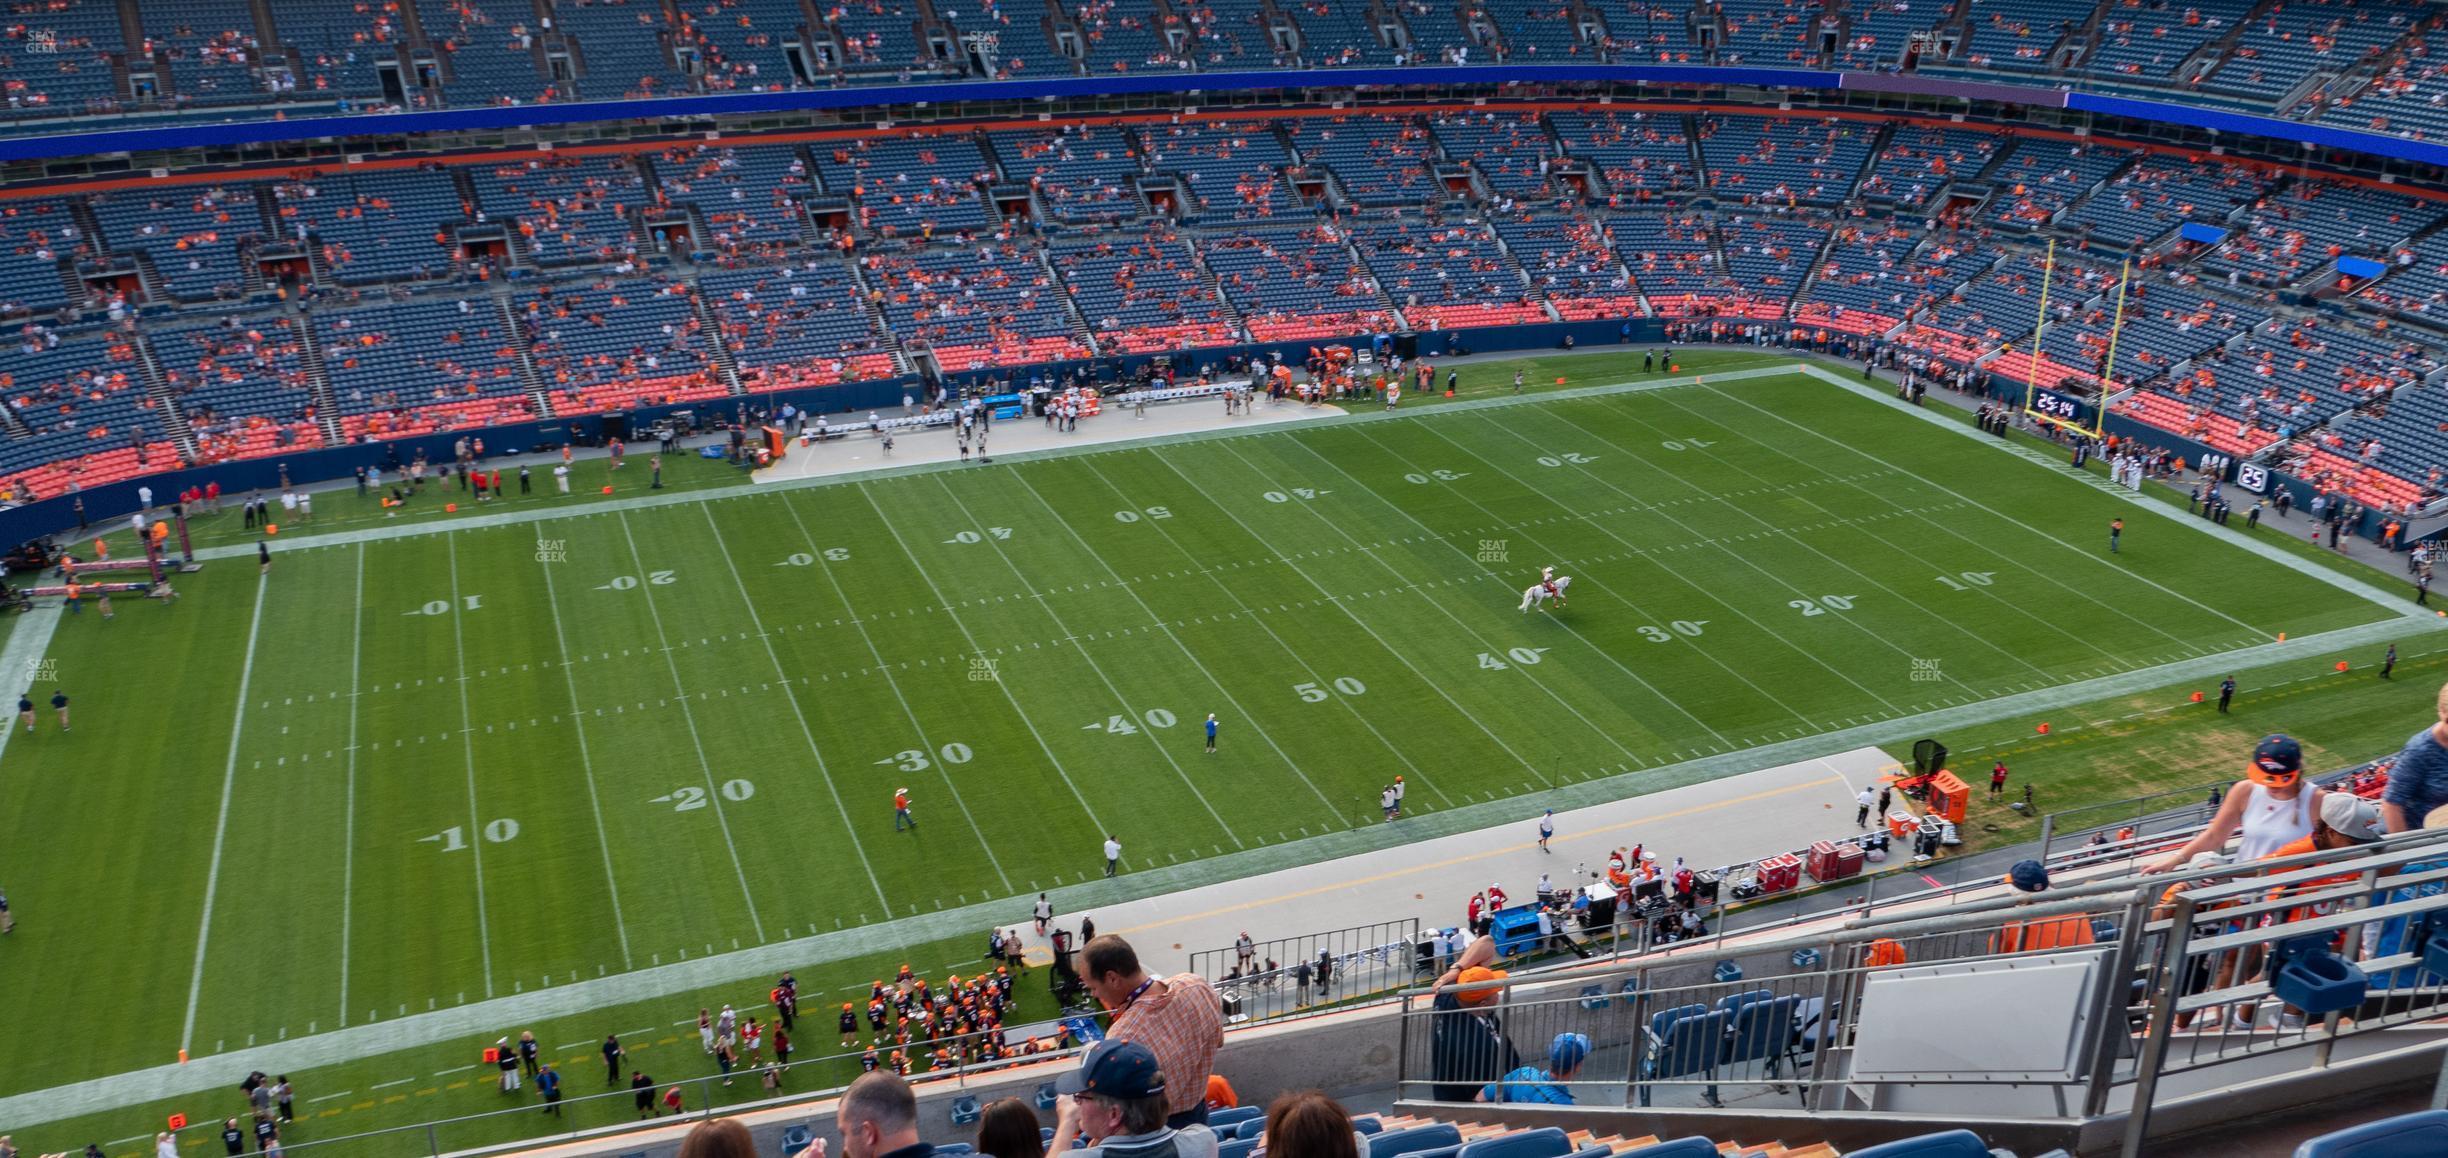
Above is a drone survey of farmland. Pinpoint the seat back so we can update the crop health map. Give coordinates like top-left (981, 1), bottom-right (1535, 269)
top-left (1209, 1106), bottom-right (1265, 1130)
top-left (1218, 1139), bottom-right (1259, 1158)
top-left (1617, 1141), bottom-right (1720, 1158)
top-left (1371, 1123), bottom-right (1465, 1158)
top-left (1841, 1129), bottom-right (1994, 1158)
top-left (1354, 1117), bottom-right (1385, 1136)
top-left (949, 1096), bottom-right (982, 1126)
top-left (1235, 1119), bottom-right (1270, 1140)
top-left (1645, 1006), bottom-right (1728, 1081)
top-left (1456, 1126), bottom-right (1574, 1158)
top-left (2292, 1108), bottom-right (2448, 1157)
top-left (778, 1126), bottom-right (813, 1158)
top-left (1723, 993), bottom-right (1800, 1067)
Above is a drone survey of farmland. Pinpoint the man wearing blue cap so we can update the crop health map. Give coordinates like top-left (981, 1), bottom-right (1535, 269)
top-left (1051, 1040), bottom-right (1219, 1158)
top-left (1474, 1032), bottom-right (1590, 1104)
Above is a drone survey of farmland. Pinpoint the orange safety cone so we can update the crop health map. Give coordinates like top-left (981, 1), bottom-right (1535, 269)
top-left (2036, 722), bottom-right (2051, 735)
top-left (602, 485), bottom-right (614, 495)
top-left (446, 502), bottom-right (458, 513)
top-left (177, 1049), bottom-right (187, 1065)
top-left (2337, 661), bottom-right (2351, 672)
top-left (2190, 691), bottom-right (2204, 703)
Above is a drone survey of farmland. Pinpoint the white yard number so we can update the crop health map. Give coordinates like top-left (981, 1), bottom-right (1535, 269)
top-left (1113, 507), bottom-right (1173, 523)
top-left (599, 571), bottom-right (677, 590)
top-left (1789, 595), bottom-right (1857, 617)
top-left (1636, 620), bottom-right (1709, 642)
top-left (878, 744), bottom-right (974, 771)
top-left (659, 780), bottom-right (756, 810)
top-left (1403, 469), bottom-right (1467, 484)
top-left (1294, 676), bottom-right (1368, 702)
top-left (944, 528), bottom-right (1014, 545)
top-left (1477, 647), bottom-right (1549, 669)
top-left (1933, 571), bottom-right (1998, 591)
top-left (1262, 488), bottom-right (1324, 503)
top-left (1087, 708), bottom-right (1177, 735)
top-left (1534, 453), bottom-right (1597, 467)
top-left (422, 820), bottom-right (519, 850)
top-left (409, 596), bottom-right (484, 615)
top-left (779, 549), bottom-right (851, 566)
top-left (1659, 438), bottom-right (1716, 451)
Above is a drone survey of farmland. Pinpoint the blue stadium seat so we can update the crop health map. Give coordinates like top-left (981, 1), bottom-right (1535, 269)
top-left (1371, 1124), bottom-right (1465, 1158)
top-left (1036, 1084), bottom-right (1059, 1110)
top-left (938, 1147), bottom-right (974, 1156)
top-left (950, 1096), bottom-right (982, 1125)
top-left (1638, 1003), bottom-right (1727, 1107)
top-left (1456, 1126), bottom-right (1572, 1158)
top-left (1209, 1106), bottom-right (1264, 1129)
top-left (2292, 1109), bottom-right (2448, 1156)
top-left (1564, 1147), bottom-right (1613, 1158)
top-left (1233, 1119), bottom-right (1268, 1140)
top-left (1409, 1145), bottom-right (1461, 1158)
top-left (1841, 1129), bottom-right (1992, 1158)
top-left (1617, 1141), bottom-right (1719, 1158)
top-left (1355, 1118), bottom-right (1385, 1136)
top-left (778, 1126), bottom-right (812, 1157)
top-left (1218, 1138), bottom-right (1259, 1158)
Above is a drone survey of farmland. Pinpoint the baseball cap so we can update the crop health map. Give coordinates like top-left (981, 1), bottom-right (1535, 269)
top-left (1453, 966), bottom-right (1509, 1007)
top-left (1056, 1040), bottom-right (1165, 1100)
top-left (1549, 1032), bottom-right (1592, 1072)
top-left (2249, 735), bottom-right (2303, 785)
top-left (2319, 793), bottom-right (2385, 842)
top-left (2007, 859), bottom-right (2050, 893)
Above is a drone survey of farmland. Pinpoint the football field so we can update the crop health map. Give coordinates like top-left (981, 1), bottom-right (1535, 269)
top-left (0, 366), bottom-right (2408, 1117)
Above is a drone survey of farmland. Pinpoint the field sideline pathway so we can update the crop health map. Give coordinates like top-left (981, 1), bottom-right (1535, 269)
top-left (0, 602), bottom-right (63, 769)
top-left (172, 366), bottom-right (1803, 564)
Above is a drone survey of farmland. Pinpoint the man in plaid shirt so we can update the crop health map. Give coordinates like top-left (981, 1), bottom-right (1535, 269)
top-left (1476, 1033), bottom-right (1590, 1105)
top-left (1081, 936), bottom-right (1225, 1128)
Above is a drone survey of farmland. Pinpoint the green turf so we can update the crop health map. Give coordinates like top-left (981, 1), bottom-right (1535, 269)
top-left (0, 364), bottom-right (2411, 1150)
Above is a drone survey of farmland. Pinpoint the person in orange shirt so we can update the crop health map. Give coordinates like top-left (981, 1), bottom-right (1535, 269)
top-left (1990, 860), bottom-right (2097, 955)
top-left (893, 787), bottom-right (915, 831)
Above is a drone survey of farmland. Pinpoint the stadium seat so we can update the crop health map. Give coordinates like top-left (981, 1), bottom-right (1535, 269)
top-left (1355, 1118), bottom-right (1385, 1135)
top-left (1456, 1126), bottom-right (1572, 1158)
top-left (1371, 1124), bottom-right (1464, 1158)
top-left (1563, 1147), bottom-right (1612, 1158)
top-left (1209, 1106), bottom-right (1264, 1129)
top-left (2293, 1112), bottom-right (2448, 1158)
top-left (1036, 1084), bottom-right (1059, 1110)
top-left (1218, 1138), bottom-right (1258, 1158)
top-left (950, 1096), bottom-right (982, 1125)
top-left (1840, 1130), bottom-right (1992, 1158)
top-left (778, 1127), bottom-right (811, 1157)
top-left (939, 1147), bottom-right (974, 1156)
top-left (1232, 1119), bottom-right (1268, 1140)
top-left (1616, 1141), bottom-right (1719, 1158)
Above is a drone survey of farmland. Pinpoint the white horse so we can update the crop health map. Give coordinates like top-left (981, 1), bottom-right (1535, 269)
top-left (1519, 575), bottom-right (1571, 612)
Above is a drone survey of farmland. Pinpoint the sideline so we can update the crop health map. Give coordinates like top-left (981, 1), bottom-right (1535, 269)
top-left (175, 365), bottom-right (1801, 564)
top-left (0, 603), bottom-right (63, 769)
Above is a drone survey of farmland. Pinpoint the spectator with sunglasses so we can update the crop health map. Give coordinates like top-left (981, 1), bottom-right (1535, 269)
top-left (2147, 735), bottom-right (2322, 873)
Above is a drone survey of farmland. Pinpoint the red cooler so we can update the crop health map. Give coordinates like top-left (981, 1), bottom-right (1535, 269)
top-left (1755, 853), bottom-right (1802, 893)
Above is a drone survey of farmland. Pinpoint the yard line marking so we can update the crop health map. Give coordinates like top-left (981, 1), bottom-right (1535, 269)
top-left (1147, 446), bottom-right (1551, 778)
top-left (181, 573), bottom-right (269, 1054)
top-left (538, 549), bottom-right (635, 971)
top-left (615, 512), bottom-right (765, 940)
top-left (1221, 435), bottom-right (1664, 756)
top-left (1625, 389), bottom-right (2197, 652)
top-left (1416, 414), bottom-right (1892, 718)
top-left (445, 536), bottom-right (498, 997)
top-left (339, 544), bottom-right (366, 1028)
top-left (845, 483), bottom-right (1122, 858)
top-left (1763, 367), bottom-right (2272, 633)
top-left (307, 1091), bottom-right (355, 1103)
top-left (696, 502), bottom-right (892, 913)
top-left (1425, 413), bottom-right (2022, 694)
top-left (923, 474), bottom-right (1246, 837)
top-left (370, 1077), bottom-right (415, 1090)
top-left (1049, 459), bottom-right (1439, 808)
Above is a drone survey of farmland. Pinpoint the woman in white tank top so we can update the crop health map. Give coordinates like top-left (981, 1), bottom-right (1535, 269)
top-left (2149, 734), bottom-right (2321, 872)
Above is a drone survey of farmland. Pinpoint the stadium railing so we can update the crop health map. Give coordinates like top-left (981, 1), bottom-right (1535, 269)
top-left (1391, 827), bottom-right (2448, 1157)
top-left (1188, 918), bottom-right (1427, 1024)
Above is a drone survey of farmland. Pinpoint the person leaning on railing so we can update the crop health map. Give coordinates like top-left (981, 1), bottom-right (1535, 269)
top-left (2146, 735), bottom-right (2322, 873)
